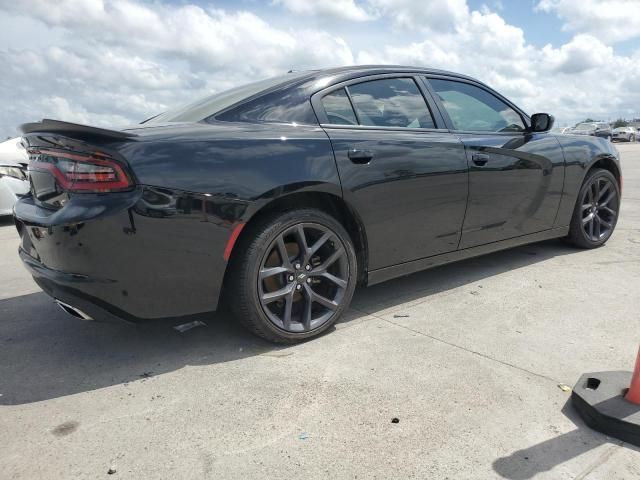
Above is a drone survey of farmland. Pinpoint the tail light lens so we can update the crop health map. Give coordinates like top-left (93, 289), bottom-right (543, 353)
top-left (27, 149), bottom-right (132, 193)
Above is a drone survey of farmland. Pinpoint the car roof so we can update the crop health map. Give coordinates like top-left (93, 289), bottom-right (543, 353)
top-left (293, 65), bottom-right (478, 86)
top-left (143, 65), bottom-right (529, 128)
top-left (210, 64), bottom-right (518, 126)
top-left (289, 64), bottom-right (521, 115)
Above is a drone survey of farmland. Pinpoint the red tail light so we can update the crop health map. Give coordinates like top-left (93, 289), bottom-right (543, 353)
top-left (28, 149), bottom-right (132, 193)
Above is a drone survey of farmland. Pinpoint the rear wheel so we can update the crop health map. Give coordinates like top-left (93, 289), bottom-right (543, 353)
top-left (228, 209), bottom-right (357, 343)
top-left (567, 169), bottom-right (620, 248)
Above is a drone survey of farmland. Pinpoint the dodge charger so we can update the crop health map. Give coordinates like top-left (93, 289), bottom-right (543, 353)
top-left (14, 66), bottom-right (622, 343)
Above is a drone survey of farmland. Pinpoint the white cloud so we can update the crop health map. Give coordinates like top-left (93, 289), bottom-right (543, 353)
top-left (1, 1), bottom-right (354, 74)
top-left (273, 0), bottom-right (372, 21)
top-left (541, 34), bottom-right (615, 74)
top-left (367, 0), bottom-right (469, 31)
top-left (537, 0), bottom-right (640, 43)
top-left (358, 10), bottom-right (535, 96)
top-left (357, 7), bottom-right (640, 124)
top-left (0, 0), bottom-right (355, 136)
top-left (0, 0), bottom-right (638, 137)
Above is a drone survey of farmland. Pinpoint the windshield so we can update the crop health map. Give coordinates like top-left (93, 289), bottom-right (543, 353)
top-left (575, 123), bottom-right (595, 130)
top-left (614, 127), bottom-right (629, 132)
top-left (146, 71), bottom-right (312, 124)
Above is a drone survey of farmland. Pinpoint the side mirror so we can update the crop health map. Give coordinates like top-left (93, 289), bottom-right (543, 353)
top-left (530, 113), bottom-right (554, 133)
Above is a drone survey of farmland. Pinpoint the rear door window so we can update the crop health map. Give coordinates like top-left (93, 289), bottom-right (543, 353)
top-left (347, 78), bottom-right (436, 129)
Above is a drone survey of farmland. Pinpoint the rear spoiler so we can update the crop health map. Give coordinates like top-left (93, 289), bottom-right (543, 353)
top-left (20, 119), bottom-right (137, 140)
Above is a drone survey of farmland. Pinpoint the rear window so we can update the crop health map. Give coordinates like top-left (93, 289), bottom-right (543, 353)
top-left (146, 71), bottom-right (312, 124)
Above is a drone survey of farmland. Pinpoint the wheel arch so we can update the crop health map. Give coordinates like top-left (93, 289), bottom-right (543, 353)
top-left (585, 155), bottom-right (622, 190)
top-left (222, 190), bottom-right (369, 297)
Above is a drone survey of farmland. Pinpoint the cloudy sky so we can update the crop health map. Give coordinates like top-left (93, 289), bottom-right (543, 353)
top-left (0, 0), bottom-right (639, 138)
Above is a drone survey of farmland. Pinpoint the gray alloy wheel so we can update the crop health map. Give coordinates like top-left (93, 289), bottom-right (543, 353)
top-left (257, 222), bottom-right (349, 333)
top-left (228, 208), bottom-right (357, 343)
top-left (567, 169), bottom-right (620, 248)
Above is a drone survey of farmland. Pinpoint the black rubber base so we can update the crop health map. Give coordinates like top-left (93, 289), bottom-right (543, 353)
top-left (571, 371), bottom-right (640, 447)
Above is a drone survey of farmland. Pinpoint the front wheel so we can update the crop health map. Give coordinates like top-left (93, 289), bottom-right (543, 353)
top-left (567, 169), bottom-right (620, 248)
top-left (228, 209), bottom-right (357, 343)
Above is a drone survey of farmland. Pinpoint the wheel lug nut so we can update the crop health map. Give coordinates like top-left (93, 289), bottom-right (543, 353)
top-left (295, 263), bottom-right (301, 270)
top-left (288, 275), bottom-right (294, 282)
top-left (306, 278), bottom-right (312, 284)
top-left (305, 265), bottom-right (311, 271)
top-left (296, 284), bottom-right (302, 290)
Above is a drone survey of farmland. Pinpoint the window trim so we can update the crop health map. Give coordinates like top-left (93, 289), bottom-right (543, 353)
top-left (311, 73), bottom-right (447, 132)
top-left (343, 87), bottom-right (361, 125)
top-left (319, 87), bottom-right (360, 126)
top-left (422, 75), bottom-right (531, 136)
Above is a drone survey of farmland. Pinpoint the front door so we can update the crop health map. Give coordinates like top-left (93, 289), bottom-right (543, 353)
top-left (314, 76), bottom-right (469, 270)
top-left (426, 77), bottom-right (565, 249)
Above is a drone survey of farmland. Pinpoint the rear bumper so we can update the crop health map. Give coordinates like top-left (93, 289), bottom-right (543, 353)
top-left (19, 248), bottom-right (134, 323)
top-left (14, 187), bottom-right (237, 322)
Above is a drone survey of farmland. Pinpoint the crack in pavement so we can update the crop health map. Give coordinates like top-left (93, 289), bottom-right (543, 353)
top-left (574, 443), bottom-right (621, 480)
top-left (351, 306), bottom-right (562, 385)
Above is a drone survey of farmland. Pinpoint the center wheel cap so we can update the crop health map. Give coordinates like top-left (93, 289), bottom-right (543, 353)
top-left (297, 273), bottom-right (306, 283)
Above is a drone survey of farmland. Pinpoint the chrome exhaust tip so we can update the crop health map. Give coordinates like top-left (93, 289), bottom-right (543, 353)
top-left (55, 300), bottom-right (93, 320)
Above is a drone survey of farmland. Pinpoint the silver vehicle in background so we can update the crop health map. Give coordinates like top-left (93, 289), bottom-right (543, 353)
top-left (612, 126), bottom-right (636, 142)
top-left (0, 138), bottom-right (29, 216)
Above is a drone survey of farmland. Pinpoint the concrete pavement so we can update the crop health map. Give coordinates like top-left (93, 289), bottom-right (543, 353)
top-left (1, 144), bottom-right (639, 479)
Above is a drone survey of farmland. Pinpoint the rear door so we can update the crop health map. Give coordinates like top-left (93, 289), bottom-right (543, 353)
top-left (312, 75), bottom-right (469, 270)
top-left (424, 76), bottom-right (565, 249)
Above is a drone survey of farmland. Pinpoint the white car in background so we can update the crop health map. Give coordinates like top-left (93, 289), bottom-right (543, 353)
top-left (0, 137), bottom-right (30, 216)
top-left (612, 126), bottom-right (636, 142)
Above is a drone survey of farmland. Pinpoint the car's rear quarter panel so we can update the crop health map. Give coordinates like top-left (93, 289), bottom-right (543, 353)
top-left (119, 122), bottom-right (342, 203)
top-left (16, 189), bottom-right (228, 318)
top-left (17, 122), bottom-right (342, 319)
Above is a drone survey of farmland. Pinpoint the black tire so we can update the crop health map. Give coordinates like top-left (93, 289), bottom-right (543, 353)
top-left (227, 208), bottom-right (357, 343)
top-left (567, 168), bottom-right (620, 249)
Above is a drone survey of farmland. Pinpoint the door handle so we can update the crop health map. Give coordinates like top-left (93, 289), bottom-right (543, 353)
top-left (472, 153), bottom-right (489, 166)
top-left (348, 148), bottom-right (374, 164)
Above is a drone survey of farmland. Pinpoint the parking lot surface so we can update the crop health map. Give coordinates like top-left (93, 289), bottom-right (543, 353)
top-left (1, 144), bottom-right (639, 479)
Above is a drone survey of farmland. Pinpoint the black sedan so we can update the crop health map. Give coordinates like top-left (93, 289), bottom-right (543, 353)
top-left (15, 66), bottom-right (622, 343)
